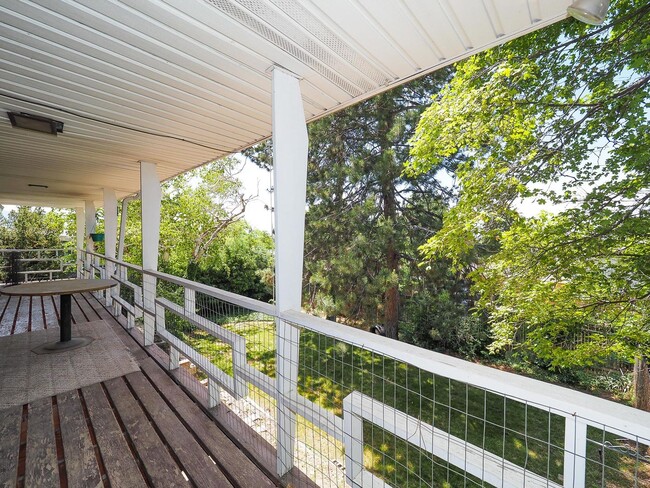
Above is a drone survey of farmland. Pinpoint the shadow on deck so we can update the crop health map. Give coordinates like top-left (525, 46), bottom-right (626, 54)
top-left (0, 291), bottom-right (309, 487)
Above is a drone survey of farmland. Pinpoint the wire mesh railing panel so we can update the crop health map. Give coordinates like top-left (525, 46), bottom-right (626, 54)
top-left (126, 266), bottom-right (143, 287)
top-left (164, 308), bottom-right (235, 375)
top-left (295, 414), bottom-right (346, 488)
top-left (585, 424), bottom-right (650, 488)
top-left (193, 291), bottom-right (279, 446)
top-left (290, 323), bottom-right (568, 488)
top-left (78, 254), bottom-right (650, 488)
top-left (193, 291), bottom-right (276, 373)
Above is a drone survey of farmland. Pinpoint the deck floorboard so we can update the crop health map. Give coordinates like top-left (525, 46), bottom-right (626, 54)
top-left (0, 405), bottom-right (22, 487)
top-left (103, 376), bottom-right (187, 487)
top-left (25, 397), bottom-right (58, 487)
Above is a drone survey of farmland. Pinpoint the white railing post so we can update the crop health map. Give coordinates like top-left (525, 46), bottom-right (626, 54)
top-left (140, 161), bottom-right (161, 346)
top-left (563, 417), bottom-right (587, 488)
top-left (184, 288), bottom-right (196, 314)
top-left (271, 66), bottom-right (309, 477)
top-left (343, 393), bottom-right (364, 488)
top-left (169, 347), bottom-right (180, 371)
top-left (112, 262), bottom-right (122, 317)
top-left (208, 379), bottom-right (221, 408)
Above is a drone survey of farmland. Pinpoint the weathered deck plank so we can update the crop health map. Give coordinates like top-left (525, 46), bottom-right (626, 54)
top-left (0, 295), bottom-right (18, 336)
top-left (43, 295), bottom-right (59, 330)
top-left (57, 390), bottom-right (102, 488)
top-left (29, 296), bottom-right (42, 332)
top-left (125, 371), bottom-right (233, 488)
top-left (12, 296), bottom-right (30, 335)
top-left (0, 405), bottom-right (23, 487)
top-left (81, 383), bottom-right (146, 488)
top-left (103, 376), bottom-right (187, 487)
top-left (25, 397), bottom-right (58, 487)
top-left (74, 294), bottom-right (102, 323)
top-left (69, 296), bottom-right (87, 325)
top-left (141, 358), bottom-right (276, 488)
top-left (82, 293), bottom-right (148, 362)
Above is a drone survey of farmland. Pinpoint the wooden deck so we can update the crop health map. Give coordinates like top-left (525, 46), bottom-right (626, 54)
top-left (0, 291), bottom-right (279, 488)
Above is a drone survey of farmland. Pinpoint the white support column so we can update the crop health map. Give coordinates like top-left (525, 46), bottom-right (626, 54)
top-left (75, 207), bottom-right (85, 278)
top-left (103, 188), bottom-right (118, 307)
top-left (118, 195), bottom-right (136, 261)
top-left (272, 66), bottom-right (309, 477)
top-left (84, 200), bottom-right (96, 278)
top-left (141, 161), bottom-right (161, 346)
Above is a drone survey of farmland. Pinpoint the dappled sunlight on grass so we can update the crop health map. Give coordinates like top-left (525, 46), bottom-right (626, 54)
top-left (165, 315), bottom-right (649, 487)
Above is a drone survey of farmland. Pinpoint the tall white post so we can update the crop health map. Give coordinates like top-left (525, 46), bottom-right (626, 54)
top-left (103, 188), bottom-right (118, 307)
top-left (84, 200), bottom-right (96, 278)
top-left (75, 207), bottom-right (85, 278)
top-left (140, 161), bottom-right (161, 346)
top-left (272, 66), bottom-right (308, 477)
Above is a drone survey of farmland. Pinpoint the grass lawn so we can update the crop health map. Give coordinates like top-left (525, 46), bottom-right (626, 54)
top-left (165, 312), bottom-right (648, 488)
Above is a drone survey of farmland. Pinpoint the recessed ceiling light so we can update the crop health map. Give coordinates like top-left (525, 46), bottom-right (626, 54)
top-left (8, 112), bottom-right (64, 135)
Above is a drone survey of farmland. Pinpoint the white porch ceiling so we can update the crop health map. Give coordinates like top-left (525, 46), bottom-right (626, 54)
top-left (0, 0), bottom-right (573, 208)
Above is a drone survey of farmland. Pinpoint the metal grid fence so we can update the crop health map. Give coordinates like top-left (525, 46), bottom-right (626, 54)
top-left (81, 251), bottom-right (650, 488)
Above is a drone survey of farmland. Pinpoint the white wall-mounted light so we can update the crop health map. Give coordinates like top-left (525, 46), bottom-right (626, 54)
top-left (567, 0), bottom-right (610, 25)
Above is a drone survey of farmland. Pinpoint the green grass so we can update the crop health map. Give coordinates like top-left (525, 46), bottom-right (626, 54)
top-left (165, 313), bottom-right (648, 488)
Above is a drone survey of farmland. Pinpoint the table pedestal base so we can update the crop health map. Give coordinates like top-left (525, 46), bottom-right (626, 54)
top-left (31, 337), bottom-right (94, 355)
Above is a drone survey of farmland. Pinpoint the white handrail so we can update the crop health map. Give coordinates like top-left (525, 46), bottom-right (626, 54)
top-left (281, 309), bottom-right (650, 444)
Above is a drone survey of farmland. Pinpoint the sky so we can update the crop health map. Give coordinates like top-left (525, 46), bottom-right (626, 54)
top-left (1, 157), bottom-right (564, 232)
top-left (235, 156), bottom-right (273, 233)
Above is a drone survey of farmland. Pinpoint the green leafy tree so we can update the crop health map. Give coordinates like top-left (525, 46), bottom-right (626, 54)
top-left (0, 206), bottom-right (67, 249)
top-left (121, 158), bottom-right (273, 300)
top-left (407, 0), bottom-right (650, 408)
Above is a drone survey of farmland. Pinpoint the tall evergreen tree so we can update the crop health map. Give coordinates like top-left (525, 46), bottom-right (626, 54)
top-left (247, 71), bottom-right (473, 339)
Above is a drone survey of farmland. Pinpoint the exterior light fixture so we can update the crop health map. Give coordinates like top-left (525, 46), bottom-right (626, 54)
top-left (567, 0), bottom-right (610, 25)
top-left (7, 112), bottom-right (64, 135)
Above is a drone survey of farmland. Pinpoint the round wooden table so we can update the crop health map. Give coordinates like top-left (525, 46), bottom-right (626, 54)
top-left (1, 279), bottom-right (118, 352)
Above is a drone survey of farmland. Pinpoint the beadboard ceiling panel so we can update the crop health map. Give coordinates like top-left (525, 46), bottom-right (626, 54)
top-left (0, 0), bottom-right (573, 207)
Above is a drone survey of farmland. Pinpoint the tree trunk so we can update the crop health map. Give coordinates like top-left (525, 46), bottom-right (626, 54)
top-left (633, 355), bottom-right (650, 411)
top-left (383, 246), bottom-right (400, 339)
top-left (378, 95), bottom-right (400, 340)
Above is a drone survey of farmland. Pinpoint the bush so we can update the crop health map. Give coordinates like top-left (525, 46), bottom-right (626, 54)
top-left (401, 290), bottom-right (489, 358)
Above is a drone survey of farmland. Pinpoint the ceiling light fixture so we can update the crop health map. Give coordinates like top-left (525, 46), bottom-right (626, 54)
top-left (567, 0), bottom-right (610, 25)
top-left (7, 112), bottom-right (64, 135)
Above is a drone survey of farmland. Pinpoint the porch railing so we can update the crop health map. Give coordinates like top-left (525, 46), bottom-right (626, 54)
top-left (81, 250), bottom-right (650, 488)
top-left (0, 248), bottom-right (76, 284)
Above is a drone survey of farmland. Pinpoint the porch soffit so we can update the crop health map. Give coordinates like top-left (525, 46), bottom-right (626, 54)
top-left (0, 0), bottom-right (573, 207)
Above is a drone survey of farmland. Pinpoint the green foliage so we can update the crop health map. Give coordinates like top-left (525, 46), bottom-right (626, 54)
top-left (246, 72), bottom-right (485, 342)
top-left (408, 0), bottom-right (650, 370)
top-left (401, 290), bottom-right (488, 358)
top-left (186, 221), bottom-right (274, 301)
top-left (121, 158), bottom-right (274, 301)
top-left (0, 206), bottom-right (69, 249)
